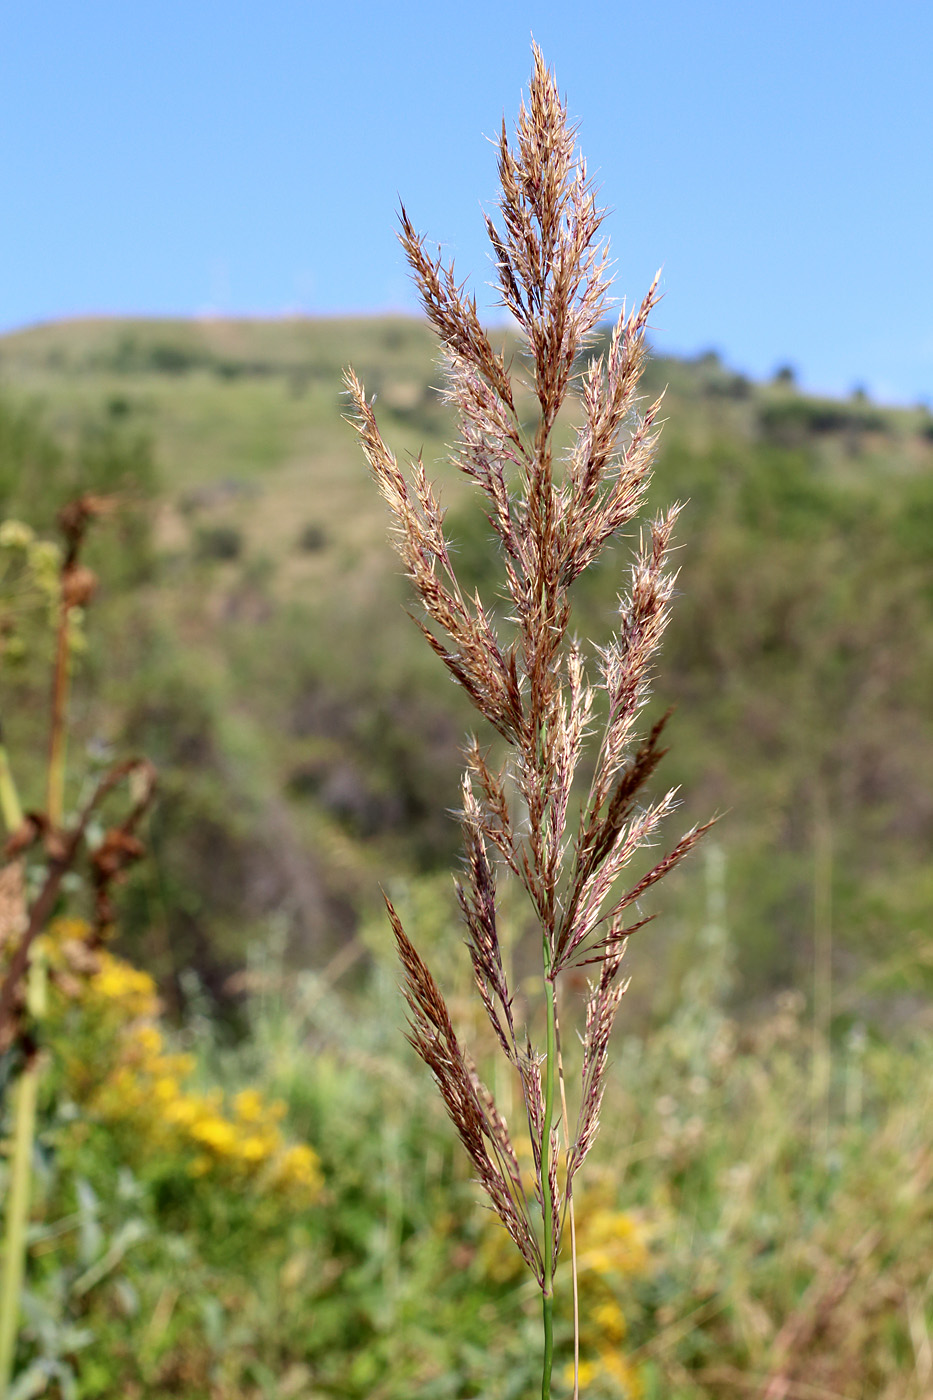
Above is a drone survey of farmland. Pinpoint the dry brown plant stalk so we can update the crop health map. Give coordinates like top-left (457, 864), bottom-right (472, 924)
top-left (347, 45), bottom-right (710, 1398)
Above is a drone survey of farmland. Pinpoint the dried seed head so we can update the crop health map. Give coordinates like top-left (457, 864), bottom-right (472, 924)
top-left (62, 564), bottom-right (98, 608)
top-left (348, 44), bottom-right (709, 1293)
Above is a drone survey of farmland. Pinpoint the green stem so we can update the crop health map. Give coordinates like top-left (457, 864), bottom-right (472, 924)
top-left (0, 822), bottom-right (46, 1400)
top-left (0, 1046), bottom-right (40, 1397)
top-left (0, 599), bottom-right (58, 1399)
top-left (48, 600), bottom-right (71, 827)
top-left (0, 741), bottom-right (23, 834)
top-left (540, 969), bottom-right (558, 1400)
top-left (542, 1289), bottom-right (554, 1400)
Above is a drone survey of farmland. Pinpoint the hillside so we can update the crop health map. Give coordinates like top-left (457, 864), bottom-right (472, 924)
top-left (1, 315), bottom-right (931, 1021)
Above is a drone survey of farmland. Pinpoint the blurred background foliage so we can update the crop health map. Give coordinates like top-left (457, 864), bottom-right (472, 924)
top-left (0, 315), bottom-right (931, 1394)
top-left (1, 314), bottom-right (929, 1014)
top-left (1, 866), bottom-right (930, 1397)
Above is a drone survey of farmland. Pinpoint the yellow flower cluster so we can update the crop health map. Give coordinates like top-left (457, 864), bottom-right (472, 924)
top-left (575, 1203), bottom-right (651, 1280)
top-left (92, 953), bottom-right (161, 1019)
top-left (568, 1348), bottom-right (642, 1397)
top-left (43, 922), bottom-right (322, 1205)
top-left (571, 1176), bottom-right (651, 1396)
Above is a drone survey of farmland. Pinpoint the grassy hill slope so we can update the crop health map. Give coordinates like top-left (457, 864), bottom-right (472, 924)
top-left (1, 315), bottom-right (931, 1022)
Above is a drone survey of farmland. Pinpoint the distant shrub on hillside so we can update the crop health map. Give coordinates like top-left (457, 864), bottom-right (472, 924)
top-left (705, 372), bottom-right (752, 399)
top-left (99, 332), bottom-right (289, 382)
top-left (758, 396), bottom-right (888, 445)
top-left (101, 334), bottom-right (207, 375)
top-left (194, 523), bottom-right (243, 561)
top-left (297, 522), bottom-right (328, 553)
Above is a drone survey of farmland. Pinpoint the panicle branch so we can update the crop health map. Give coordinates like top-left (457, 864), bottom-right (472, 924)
top-left (345, 370), bottom-right (525, 744)
top-left (387, 897), bottom-right (542, 1281)
top-left (456, 773), bottom-right (517, 1059)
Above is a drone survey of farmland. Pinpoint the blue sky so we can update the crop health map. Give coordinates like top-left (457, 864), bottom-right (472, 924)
top-left (2, 1), bottom-right (930, 403)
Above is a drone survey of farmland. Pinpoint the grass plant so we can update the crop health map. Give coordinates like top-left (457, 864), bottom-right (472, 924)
top-left (349, 47), bottom-right (710, 1395)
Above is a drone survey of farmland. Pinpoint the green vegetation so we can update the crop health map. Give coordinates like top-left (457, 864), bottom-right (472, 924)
top-left (0, 312), bottom-right (930, 1004)
top-left (0, 297), bottom-right (931, 1393)
top-left (1, 871), bottom-right (931, 1397)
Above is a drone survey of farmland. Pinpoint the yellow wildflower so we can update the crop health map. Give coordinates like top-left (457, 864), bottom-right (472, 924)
top-left (579, 1210), bottom-right (649, 1277)
top-left (163, 1096), bottom-right (200, 1128)
top-left (276, 1144), bottom-right (322, 1193)
top-left (93, 956), bottom-right (159, 1016)
top-left (191, 1116), bottom-right (238, 1154)
top-left (597, 1346), bottom-right (642, 1397)
top-left (134, 1025), bottom-right (164, 1057)
top-left (46, 916), bottom-right (89, 944)
top-left (593, 1299), bottom-right (627, 1344)
top-left (563, 1359), bottom-right (597, 1387)
top-left (234, 1088), bottom-right (266, 1123)
top-left (238, 1136), bottom-right (272, 1163)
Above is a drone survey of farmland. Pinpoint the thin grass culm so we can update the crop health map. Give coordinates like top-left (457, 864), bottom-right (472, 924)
top-left (347, 46), bottom-right (710, 1398)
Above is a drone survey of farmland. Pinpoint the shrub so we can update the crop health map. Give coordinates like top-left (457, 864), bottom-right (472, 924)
top-left (193, 523), bottom-right (243, 561)
top-left (296, 522), bottom-right (328, 553)
top-left (758, 396), bottom-right (887, 445)
top-left (42, 919), bottom-right (322, 1207)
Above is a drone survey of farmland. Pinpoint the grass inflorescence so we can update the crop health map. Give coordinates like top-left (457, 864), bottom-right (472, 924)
top-left (348, 45), bottom-right (711, 1394)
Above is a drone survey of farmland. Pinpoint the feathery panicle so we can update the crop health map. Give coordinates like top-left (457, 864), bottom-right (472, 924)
top-left (348, 44), bottom-right (708, 1396)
